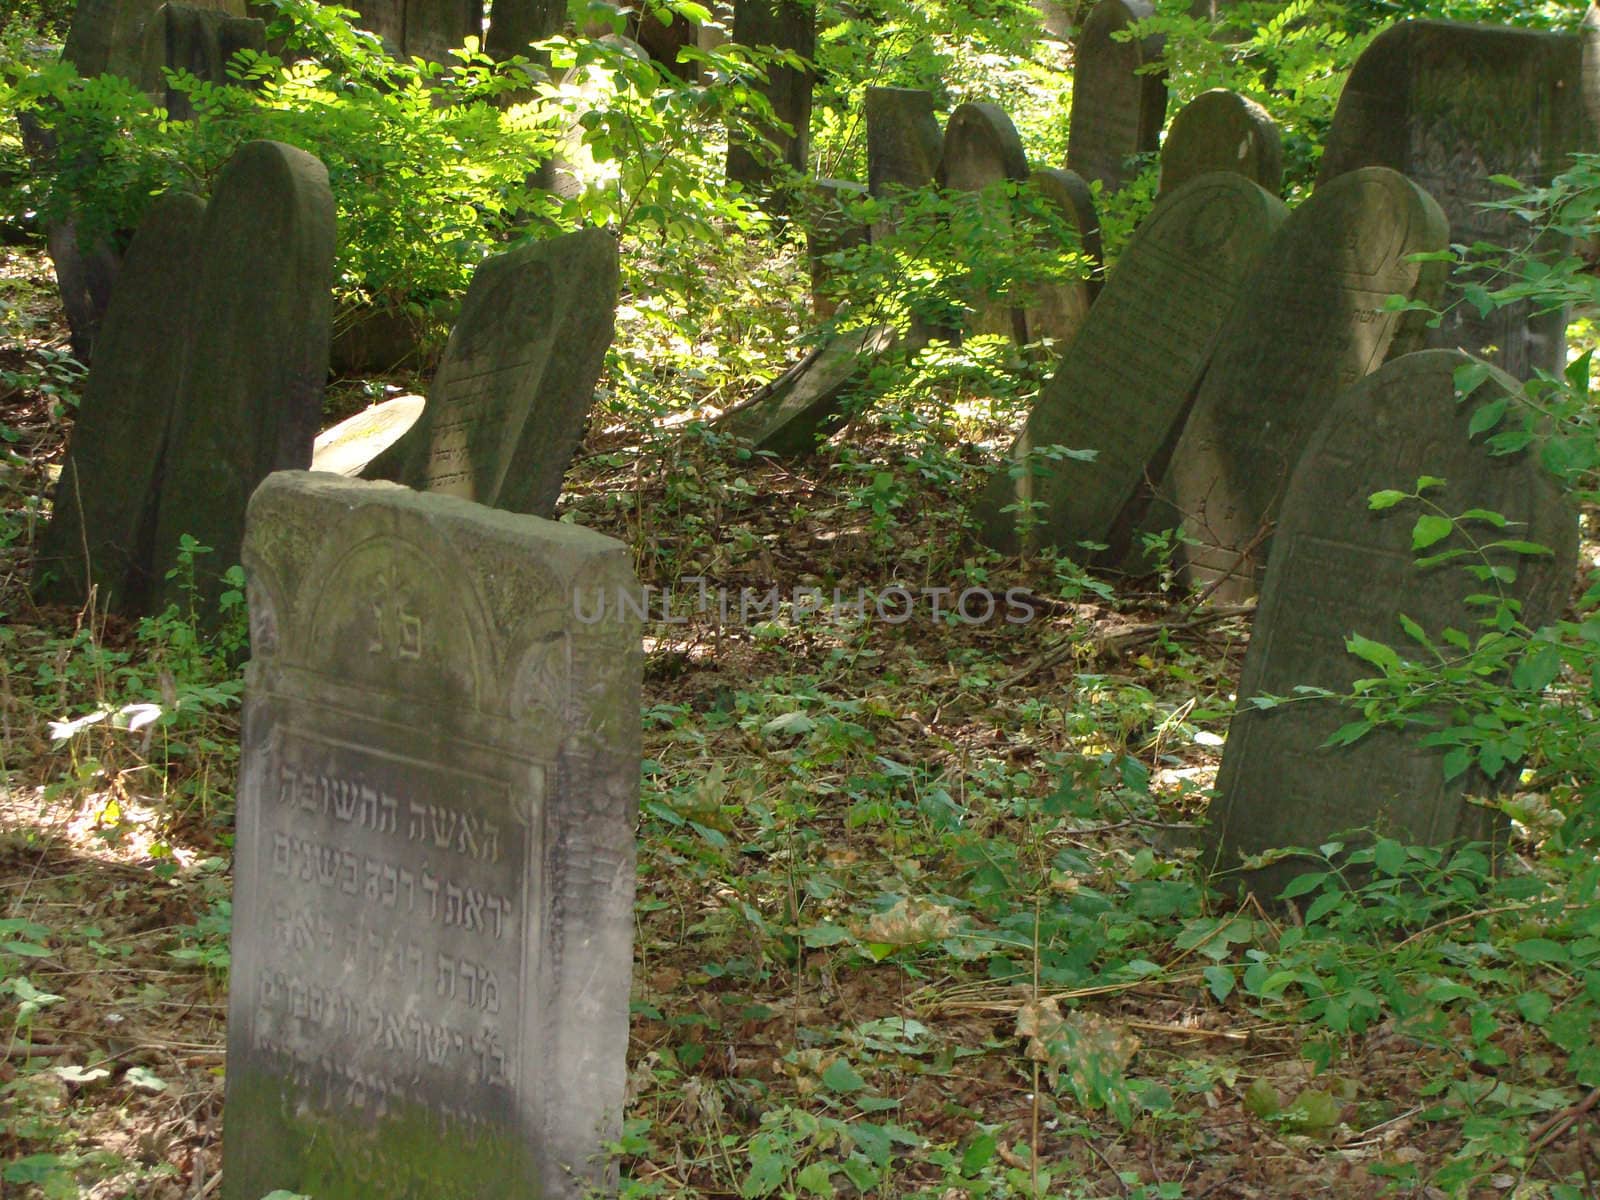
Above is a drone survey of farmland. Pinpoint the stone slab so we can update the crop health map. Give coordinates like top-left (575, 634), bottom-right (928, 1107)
top-left (1319, 19), bottom-right (1592, 380)
top-left (866, 86), bottom-right (943, 241)
top-left (974, 172), bottom-right (1286, 556)
top-left (1209, 349), bottom-right (1577, 899)
top-left (1066, 0), bottom-right (1167, 194)
top-left (366, 227), bottom-right (619, 517)
top-left (1158, 88), bottom-right (1282, 198)
top-left (804, 178), bottom-right (869, 318)
top-left (223, 470), bottom-right (640, 1200)
top-left (31, 192), bottom-right (206, 613)
top-left (312, 396), bottom-right (427, 477)
top-left (148, 140), bottom-right (336, 617)
top-left (64, 0), bottom-right (243, 78)
top-left (1137, 166), bottom-right (1449, 597)
top-left (1021, 167), bottom-right (1102, 349)
top-left (139, 2), bottom-right (266, 120)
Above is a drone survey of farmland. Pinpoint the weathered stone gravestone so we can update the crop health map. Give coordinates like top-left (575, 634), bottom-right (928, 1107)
top-left (714, 324), bottom-right (897, 456)
top-left (938, 102), bottom-right (1031, 342)
top-left (803, 178), bottom-right (869, 318)
top-left (1158, 88), bottom-right (1282, 198)
top-left (1208, 349), bottom-right (1577, 900)
top-left (63, 0), bottom-right (244, 79)
top-left (365, 228), bottom-right (619, 517)
top-left (974, 172), bottom-right (1287, 556)
top-left (351, 0), bottom-right (483, 61)
top-left (486, 0), bottom-right (559, 59)
top-left (1020, 167), bottom-right (1102, 348)
top-left (148, 140), bottom-right (336, 617)
top-left (1319, 19), bottom-right (1592, 380)
top-left (139, 2), bottom-right (266, 120)
top-left (865, 86), bottom-right (943, 240)
top-left (31, 192), bottom-right (206, 613)
top-left (631, 2), bottom-right (697, 77)
top-left (726, 0), bottom-right (816, 190)
top-left (1134, 167), bottom-right (1449, 597)
top-left (1066, 0), bottom-right (1167, 194)
top-left (223, 471), bottom-right (641, 1200)
top-left (311, 396), bottom-right (427, 478)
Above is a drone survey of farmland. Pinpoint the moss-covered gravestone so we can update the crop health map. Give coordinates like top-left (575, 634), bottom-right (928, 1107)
top-left (148, 140), bottom-right (336, 617)
top-left (866, 86), bottom-right (943, 241)
top-left (366, 228), bottom-right (619, 517)
top-left (1208, 350), bottom-right (1577, 900)
top-left (63, 0), bottom-right (244, 79)
top-left (1158, 88), bottom-right (1282, 198)
top-left (1319, 20), bottom-right (1592, 380)
top-left (138, 2), bottom-right (266, 120)
top-left (938, 102), bottom-right (1031, 342)
top-left (1020, 167), bottom-right (1102, 349)
top-left (803, 178), bottom-right (870, 318)
top-left (1065, 0), bottom-right (1166, 194)
top-left (1136, 167), bottom-right (1448, 597)
top-left (725, 0), bottom-right (816, 190)
top-left (223, 471), bottom-right (641, 1200)
top-left (974, 173), bottom-right (1286, 557)
top-left (31, 192), bottom-right (206, 613)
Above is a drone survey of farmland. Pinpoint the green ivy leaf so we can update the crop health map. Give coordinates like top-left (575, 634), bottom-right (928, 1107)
top-left (1411, 515), bottom-right (1453, 551)
top-left (1367, 489), bottom-right (1407, 510)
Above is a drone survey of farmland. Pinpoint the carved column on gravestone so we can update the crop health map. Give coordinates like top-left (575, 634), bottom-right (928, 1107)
top-left (1208, 350), bottom-right (1577, 901)
top-left (938, 101), bottom-right (1031, 343)
top-left (1066, 0), bottom-right (1166, 194)
top-left (726, 0), bottom-right (816, 190)
top-left (974, 173), bottom-right (1286, 557)
top-left (865, 86), bottom-right (942, 242)
top-left (1133, 167), bottom-right (1449, 598)
top-left (1158, 88), bottom-right (1282, 198)
top-left (1020, 167), bottom-right (1102, 349)
top-left (1319, 19), bottom-right (1593, 380)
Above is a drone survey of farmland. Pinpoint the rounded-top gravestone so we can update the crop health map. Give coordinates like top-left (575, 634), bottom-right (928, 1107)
top-left (939, 102), bottom-right (1031, 342)
top-left (1021, 167), bottom-right (1102, 348)
top-left (1158, 88), bottom-right (1282, 197)
top-left (1066, 0), bottom-right (1167, 193)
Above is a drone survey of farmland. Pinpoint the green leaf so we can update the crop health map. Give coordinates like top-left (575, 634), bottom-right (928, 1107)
top-left (1279, 872), bottom-right (1328, 899)
top-left (1244, 1077), bottom-right (1281, 1118)
top-left (1490, 540), bottom-right (1553, 557)
top-left (1467, 398), bottom-right (1508, 437)
top-left (2, 941), bottom-right (52, 958)
top-left (795, 1162), bottom-right (836, 1195)
top-left (1203, 964), bottom-right (1235, 1002)
top-left (1512, 642), bottom-right (1562, 692)
top-left (1457, 508), bottom-right (1509, 528)
top-left (1509, 938), bottom-right (1568, 965)
top-left (1515, 991), bottom-right (1553, 1025)
top-left (1442, 746), bottom-right (1473, 781)
top-left (821, 1058), bottom-right (866, 1093)
top-left (1367, 489), bottom-right (1407, 510)
top-left (1345, 634), bottom-right (1400, 674)
top-left (1411, 514), bottom-right (1453, 551)
top-left (1374, 838), bottom-right (1405, 876)
top-left (961, 1131), bottom-right (999, 1176)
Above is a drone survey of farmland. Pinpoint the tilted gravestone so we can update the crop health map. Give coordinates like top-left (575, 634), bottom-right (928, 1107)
top-left (31, 193), bottom-right (207, 614)
top-left (974, 173), bottom-right (1286, 556)
top-left (223, 471), bottom-right (641, 1200)
top-left (365, 228), bottom-right (619, 517)
top-left (1134, 167), bottom-right (1449, 597)
top-left (865, 86), bottom-right (943, 240)
top-left (726, 0), bottom-right (816, 190)
top-left (1208, 349), bottom-right (1577, 900)
top-left (311, 396), bottom-right (427, 478)
top-left (714, 324), bottom-right (897, 456)
top-left (938, 102), bottom-right (1031, 342)
top-left (1158, 88), bottom-right (1282, 198)
top-left (148, 140), bottom-right (336, 617)
top-left (1021, 167), bottom-right (1102, 348)
top-left (139, 2), bottom-right (266, 120)
top-left (1319, 19), bottom-right (1592, 380)
top-left (1066, 0), bottom-right (1167, 194)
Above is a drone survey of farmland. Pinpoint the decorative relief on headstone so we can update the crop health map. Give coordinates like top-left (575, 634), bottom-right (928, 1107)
top-left (1066, 0), bottom-right (1167, 194)
top-left (714, 324), bottom-right (897, 456)
top-left (1021, 167), bottom-right (1102, 348)
top-left (366, 227), bottom-right (619, 518)
top-left (974, 172), bottom-right (1286, 556)
top-left (1318, 19), bottom-right (1592, 380)
top-left (938, 101), bottom-right (1031, 342)
top-left (1158, 88), bottom-right (1282, 198)
top-left (31, 192), bottom-right (206, 613)
top-left (1208, 349), bottom-right (1577, 900)
top-left (1137, 167), bottom-right (1448, 598)
top-left (865, 86), bottom-right (943, 241)
top-left (148, 140), bottom-right (336, 617)
top-left (224, 470), bottom-right (641, 1200)
top-left (726, 0), bottom-right (816, 190)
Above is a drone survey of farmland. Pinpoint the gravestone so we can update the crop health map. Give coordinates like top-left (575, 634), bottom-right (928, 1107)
top-left (715, 324), bottom-right (897, 456)
top-left (632, 3), bottom-right (697, 77)
top-left (974, 173), bottom-right (1286, 556)
top-left (139, 3), bottom-right (266, 120)
top-left (1209, 349), bottom-right (1577, 900)
top-left (1158, 88), bottom-right (1282, 198)
top-left (726, 0), bottom-right (816, 190)
top-left (63, 0), bottom-right (244, 78)
top-left (1135, 167), bottom-right (1449, 597)
top-left (1319, 19), bottom-right (1592, 380)
top-left (148, 140), bottom-right (336, 617)
top-left (1021, 167), bottom-right (1102, 348)
top-left (31, 193), bottom-right (206, 613)
top-left (366, 228), bottom-right (619, 517)
top-left (312, 396), bottom-right (427, 477)
top-left (486, 0), bottom-right (560, 58)
top-left (223, 470), bottom-right (641, 1200)
top-left (866, 86), bottom-right (943, 240)
top-left (803, 178), bottom-right (869, 318)
top-left (938, 102), bottom-right (1031, 342)
top-left (1066, 0), bottom-right (1167, 194)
